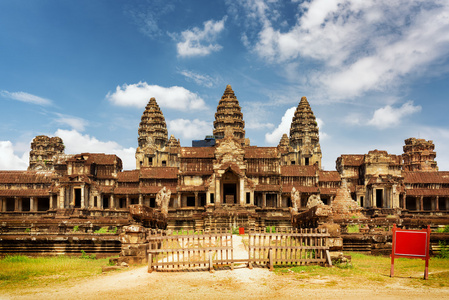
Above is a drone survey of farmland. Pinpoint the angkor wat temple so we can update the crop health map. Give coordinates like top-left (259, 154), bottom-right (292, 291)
top-left (1, 85), bottom-right (448, 231)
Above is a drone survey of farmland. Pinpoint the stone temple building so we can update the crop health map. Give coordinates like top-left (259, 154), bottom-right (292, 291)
top-left (0, 85), bottom-right (448, 230)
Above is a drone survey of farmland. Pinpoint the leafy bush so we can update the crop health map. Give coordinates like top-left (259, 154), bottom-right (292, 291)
top-left (437, 241), bottom-right (449, 259)
top-left (436, 225), bottom-right (449, 233)
top-left (347, 225), bottom-right (359, 233)
top-left (73, 225), bottom-right (79, 232)
top-left (81, 250), bottom-right (96, 260)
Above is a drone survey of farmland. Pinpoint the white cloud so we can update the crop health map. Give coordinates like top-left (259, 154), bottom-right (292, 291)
top-left (238, 0), bottom-right (449, 99)
top-left (0, 141), bottom-right (28, 170)
top-left (265, 107), bottom-right (296, 145)
top-left (176, 17), bottom-right (227, 57)
top-left (246, 121), bottom-right (274, 130)
top-left (1, 90), bottom-right (52, 106)
top-left (55, 129), bottom-right (136, 170)
top-left (367, 101), bottom-right (422, 129)
top-left (167, 119), bottom-right (212, 142)
top-left (106, 82), bottom-right (206, 110)
top-left (178, 70), bottom-right (217, 88)
top-left (54, 113), bottom-right (88, 132)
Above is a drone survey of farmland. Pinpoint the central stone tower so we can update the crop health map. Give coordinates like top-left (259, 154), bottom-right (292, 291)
top-left (213, 85), bottom-right (246, 144)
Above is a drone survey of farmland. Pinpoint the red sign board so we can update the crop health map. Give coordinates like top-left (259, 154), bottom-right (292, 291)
top-left (390, 224), bottom-right (430, 279)
top-left (394, 230), bottom-right (428, 257)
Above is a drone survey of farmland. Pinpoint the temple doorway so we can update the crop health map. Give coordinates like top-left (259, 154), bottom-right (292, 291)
top-left (222, 170), bottom-right (239, 204)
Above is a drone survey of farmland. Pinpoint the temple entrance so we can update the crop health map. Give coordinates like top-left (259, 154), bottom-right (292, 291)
top-left (376, 189), bottom-right (383, 208)
top-left (223, 184), bottom-right (237, 204)
top-left (222, 170), bottom-right (239, 205)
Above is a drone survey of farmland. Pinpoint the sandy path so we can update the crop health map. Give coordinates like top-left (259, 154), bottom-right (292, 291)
top-left (2, 237), bottom-right (449, 300)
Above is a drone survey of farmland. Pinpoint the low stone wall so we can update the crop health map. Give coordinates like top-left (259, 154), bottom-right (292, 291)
top-left (0, 233), bottom-right (121, 257)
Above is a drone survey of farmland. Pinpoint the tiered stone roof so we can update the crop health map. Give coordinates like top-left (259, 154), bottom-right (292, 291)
top-left (289, 96), bottom-right (319, 149)
top-left (403, 138), bottom-right (438, 171)
top-left (213, 85), bottom-right (245, 141)
top-left (138, 98), bottom-right (168, 149)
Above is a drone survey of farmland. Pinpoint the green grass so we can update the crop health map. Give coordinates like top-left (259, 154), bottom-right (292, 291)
top-left (274, 252), bottom-right (449, 289)
top-left (0, 255), bottom-right (114, 291)
top-left (346, 224), bottom-right (359, 233)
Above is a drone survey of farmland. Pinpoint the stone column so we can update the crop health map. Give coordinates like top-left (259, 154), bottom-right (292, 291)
top-left (446, 198), bottom-right (449, 211)
top-left (431, 196), bottom-right (436, 211)
top-left (30, 197), bottom-right (36, 212)
top-left (206, 191), bottom-right (210, 205)
top-left (262, 193), bottom-right (266, 208)
top-left (415, 197), bottom-right (420, 211)
top-left (0, 197), bottom-right (3, 212)
top-left (81, 186), bottom-right (85, 209)
top-left (49, 195), bottom-right (54, 209)
top-left (436, 196), bottom-right (439, 211)
top-left (126, 195), bottom-right (130, 208)
top-left (402, 196), bottom-right (406, 209)
top-left (373, 190), bottom-right (377, 208)
top-left (18, 197), bottom-right (23, 211)
top-left (215, 177), bottom-right (221, 205)
top-left (239, 178), bottom-right (245, 206)
top-left (139, 194), bottom-right (143, 205)
top-left (59, 187), bottom-right (65, 209)
top-left (194, 192), bottom-right (198, 208)
top-left (110, 195), bottom-right (114, 209)
top-left (250, 191), bottom-right (254, 206)
top-left (329, 196), bottom-right (334, 207)
top-left (14, 197), bottom-right (19, 211)
top-left (177, 193), bottom-right (181, 208)
top-left (420, 196), bottom-right (424, 211)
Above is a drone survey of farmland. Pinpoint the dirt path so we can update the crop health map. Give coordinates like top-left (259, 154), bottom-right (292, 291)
top-left (2, 237), bottom-right (449, 300)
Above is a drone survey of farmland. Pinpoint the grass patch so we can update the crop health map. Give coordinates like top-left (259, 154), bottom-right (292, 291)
top-left (273, 252), bottom-right (449, 289)
top-left (0, 255), bottom-right (115, 291)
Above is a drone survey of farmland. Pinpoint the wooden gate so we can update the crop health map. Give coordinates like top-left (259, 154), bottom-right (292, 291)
top-left (147, 230), bottom-right (234, 272)
top-left (248, 228), bottom-right (330, 269)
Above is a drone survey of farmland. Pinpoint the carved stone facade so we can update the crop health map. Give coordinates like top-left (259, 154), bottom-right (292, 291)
top-left (1, 86), bottom-right (449, 231)
top-left (28, 135), bottom-right (65, 171)
top-left (403, 138), bottom-right (438, 172)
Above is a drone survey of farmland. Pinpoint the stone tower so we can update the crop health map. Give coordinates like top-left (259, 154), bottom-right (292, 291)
top-left (28, 135), bottom-right (65, 171)
top-left (135, 98), bottom-right (169, 169)
top-left (213, 85), bottom-right (245, 143)
top-left (403, 138), bottom-right (438, 172)
top-left (289, 96), bottom-right (322, 167)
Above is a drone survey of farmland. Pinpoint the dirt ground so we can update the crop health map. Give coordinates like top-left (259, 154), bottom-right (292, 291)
top-left (2, 264), bottom-right (449, 300)
top-left (2, 236), bottom-right (449, 300)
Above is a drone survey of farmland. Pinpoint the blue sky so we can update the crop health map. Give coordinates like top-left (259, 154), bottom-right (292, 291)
top-left (1, 0), bottom-right (449, 171)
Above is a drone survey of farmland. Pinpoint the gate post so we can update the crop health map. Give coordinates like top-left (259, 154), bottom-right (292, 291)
top-left (269, 248), bottom-right (274, 271)
top-left (148, 253), bottom-right (153, 273)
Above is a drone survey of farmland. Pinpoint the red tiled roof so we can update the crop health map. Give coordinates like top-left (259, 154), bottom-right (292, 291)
top-left (254, 184), bottom-right (280, 192)
top-left (180, 147), bottom-right (215, 158)
top-left (140, 167), bottom-right (178, 179)
top-left (404, 172), bottom-right (449, 184)
top-left (282, 185), bottom-right (319, 193)
top-left (219, 162), bottom-right (243, 176)
top-left (338, 155), bottom-right (364, 166)
top-left (281, 165), bottom-right (317, 177)
top-left (97, 186), bottom-right (113, 193)
top-left (114, 187), bottom-right (140, 195)
top-left (117, 170), bottom-right (139, 182)
top-left (178, 185), bottom-right (206, 192)
top-left (0, 171), bottom-right (53, 184)
top-left (405, 188), bottom-right (449, 196)
top-left (319, 171), bottom-right (340, 182)
top-left (319, 187), bottom-right (338, 195)
top-left (0, 189), bottom-right (50, 197)
top-left (66, 153), bottom-right (121, 165)
top-left (244, 147), bottom-right (278, 159)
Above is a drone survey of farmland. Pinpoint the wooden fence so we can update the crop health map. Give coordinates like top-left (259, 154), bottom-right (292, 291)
top-left (248, 228), bottom-right (330, 270)
top-left (147, 228), bottom-right (330, 272)
top-left (147, 229), bottom-right (235, 272)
